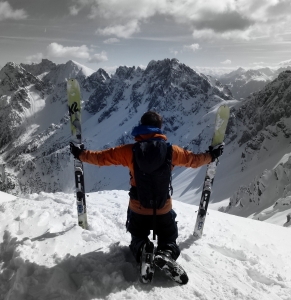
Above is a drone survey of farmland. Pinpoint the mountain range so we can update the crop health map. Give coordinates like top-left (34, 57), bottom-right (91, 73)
top-left (217, 65), bottom-right (291, 99)
top-left (0, 58), bottom-right (291, 227)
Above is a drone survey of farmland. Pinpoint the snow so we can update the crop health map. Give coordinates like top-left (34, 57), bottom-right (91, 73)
top-left (71, 60), bottom-right (95, 77)
top-left (0, 190), bottom-right (290, 300)
top-left (0, 191), bottom-right (16, 203)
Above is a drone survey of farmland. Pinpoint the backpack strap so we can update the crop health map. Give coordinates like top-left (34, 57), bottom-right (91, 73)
top-left (167, 143), bottom-right (173, 197)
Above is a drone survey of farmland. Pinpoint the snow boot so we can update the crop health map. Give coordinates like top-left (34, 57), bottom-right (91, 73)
top-left (140, 241), bottom-right (155, 283)
top-left (154, 250), bottom-right (188, 285)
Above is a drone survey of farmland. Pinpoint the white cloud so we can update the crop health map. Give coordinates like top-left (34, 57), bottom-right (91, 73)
top-left (69, 0), bottom-right (96, 16)
top-left (170, 48), bottom-right (178, 56)
top-left (0, 1), bottom-right (27, 21)
top-left (69, 5), bottom-right (80, 16)
top-left (103, 38), bottom-right (120, 44)
top-left (220, 59), bottom-right (232, 65)
top-left (183, 44), bottom-right (201, 52)
top-left (70, 0), bottom-right (291, 41)
top-left (47, 43), bottom-right (90, 59)
top-left (26, 53), bottom-right (43, 64)
top-left (87, 51), bottom-right (108, 63)
top-left (97, 20), bottom-right (140, 38)
top-left (46, 43), bottom-right (107, 63)
top-left (278, 59), bottom-right (291, 67)
top-left (86, 0), bottom-right (164, 20)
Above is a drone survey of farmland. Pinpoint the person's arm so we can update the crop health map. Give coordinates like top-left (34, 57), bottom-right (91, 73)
top-left (171, 144), bottom-right (212, 168)
top-left (79, 144), bottom-right (133, 167)
top-left (79, 144), bottom-right (132, 167)
top-left (70, 142), bottom-right (133, 167)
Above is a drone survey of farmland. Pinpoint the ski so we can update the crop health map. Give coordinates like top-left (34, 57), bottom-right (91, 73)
top-left (193, 104), bottom-right (230, 238)
top-left (67, 78), bottom-right (88, 230)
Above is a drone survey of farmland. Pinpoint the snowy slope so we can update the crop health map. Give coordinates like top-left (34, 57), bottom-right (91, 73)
top-left (0, 190), bottom-right (290, 300)
top-left (217, 70), bottom-right (291, 224)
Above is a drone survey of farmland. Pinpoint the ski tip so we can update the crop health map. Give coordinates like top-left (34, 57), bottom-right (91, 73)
top-left (217, 103), bottom-right (230, 113)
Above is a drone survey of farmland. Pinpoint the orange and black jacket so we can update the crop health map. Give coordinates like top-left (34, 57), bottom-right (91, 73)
top-left (79, 132), bottom-right (212, 216)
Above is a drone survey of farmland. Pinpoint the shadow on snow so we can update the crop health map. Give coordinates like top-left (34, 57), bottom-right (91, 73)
top-left (0, 229), bottom-right (182, 300)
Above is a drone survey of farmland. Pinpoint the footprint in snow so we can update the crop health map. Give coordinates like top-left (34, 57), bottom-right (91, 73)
top-left (208, 244), bottom-right (248, 261)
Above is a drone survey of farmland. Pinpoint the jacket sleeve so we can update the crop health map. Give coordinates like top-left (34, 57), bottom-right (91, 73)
top-left (79, 144), bottom-right (133, 167)
top-left (172, 144), bottom-right (212, 168)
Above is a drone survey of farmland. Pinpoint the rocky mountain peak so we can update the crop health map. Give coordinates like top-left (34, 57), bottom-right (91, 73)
top-left (114, 66), bottom-right (137, 80)
top-left (145, 58), bottom-right (186, 77)
top-left (0, 62), bottom-right (41, 93)
top-left (229, 69), bottom-right (291, 149)
top-left (0, 62), bottom-right (25, 78)
top-left (146, 58), bottom-right (179, 70)
top-left (142, 58), bottom-right (205, 93)
top-left (21, 59), bottom-right (57, 77)
top-left (42, 60), bottom-right (94, 85)
top-left (93, 68), bottom-right (110, 81)
top-left (82, 68), bottom-right (110, 92)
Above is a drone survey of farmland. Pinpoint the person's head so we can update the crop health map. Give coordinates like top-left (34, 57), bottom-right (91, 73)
top-left (140, 111), bottom-right (163, 129)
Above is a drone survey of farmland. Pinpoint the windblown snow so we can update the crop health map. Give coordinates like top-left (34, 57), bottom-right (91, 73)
top-left (0, 190), bottom-right (290, 300)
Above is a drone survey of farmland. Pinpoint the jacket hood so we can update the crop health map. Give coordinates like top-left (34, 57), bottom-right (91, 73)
top-left (131, 125), bottom-right (162, 137)
top-left (134, 133), bottom-right (167, 142)
top-left (131, 125), bottom-right (167, 141)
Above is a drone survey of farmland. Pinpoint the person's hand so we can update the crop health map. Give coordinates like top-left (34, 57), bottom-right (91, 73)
top-left (208, 143), bottom-right (224, 162)
top-left (70, 142), bottom-right (84, 160)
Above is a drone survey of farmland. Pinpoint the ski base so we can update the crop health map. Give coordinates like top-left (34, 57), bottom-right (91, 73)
top-left (193, 104), bottom-right (230, 238)
top-left (193, 160), bottom-right (218, 238)
top-left (74, 158), bottom-right (88, 229)
top-left (67, 78), bottom-right (88, 230)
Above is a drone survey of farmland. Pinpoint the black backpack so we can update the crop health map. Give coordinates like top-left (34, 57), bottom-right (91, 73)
top-left (130, 139), bottom-right (173, 239)
top-left (132, 139), bottom-right (173, 208)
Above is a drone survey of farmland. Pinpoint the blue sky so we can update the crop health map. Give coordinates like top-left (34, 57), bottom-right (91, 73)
top-left (1, 0), bottom-right (291, 74)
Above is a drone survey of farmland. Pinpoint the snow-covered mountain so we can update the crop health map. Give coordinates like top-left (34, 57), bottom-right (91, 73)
top-left (0, 58), bottom-right (291, 227)
top-left (217, 65), bottom-right (291, 99)
top-left (0, 190), bottom-right (290, 299)
top-left (219, 70), bottom-right (291, 224)
top-left (0, 58), bottom-right (234, 195)
top-left (43, 60), bottom-right (95, 85)
top-left (0, 62), bottom-right (48, 149)
top-left (21, 59), bottom-right (57, 77)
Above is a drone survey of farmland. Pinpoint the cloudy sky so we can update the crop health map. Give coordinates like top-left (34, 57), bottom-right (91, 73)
top-left (1, 0), bottom-right (291, 73)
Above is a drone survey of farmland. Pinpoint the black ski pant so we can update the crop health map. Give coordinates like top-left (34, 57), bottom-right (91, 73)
top-left (126, 208), bottom-right (180, 262)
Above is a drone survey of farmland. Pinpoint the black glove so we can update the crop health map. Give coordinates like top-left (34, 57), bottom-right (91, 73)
top-left (70, 142), bottom-right (84, 160)
top-left (208, 143), bottom-right (224, 162)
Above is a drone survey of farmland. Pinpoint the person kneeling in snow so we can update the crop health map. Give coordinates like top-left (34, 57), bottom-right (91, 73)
top-left (70, 111), bottom-right (224, 285)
